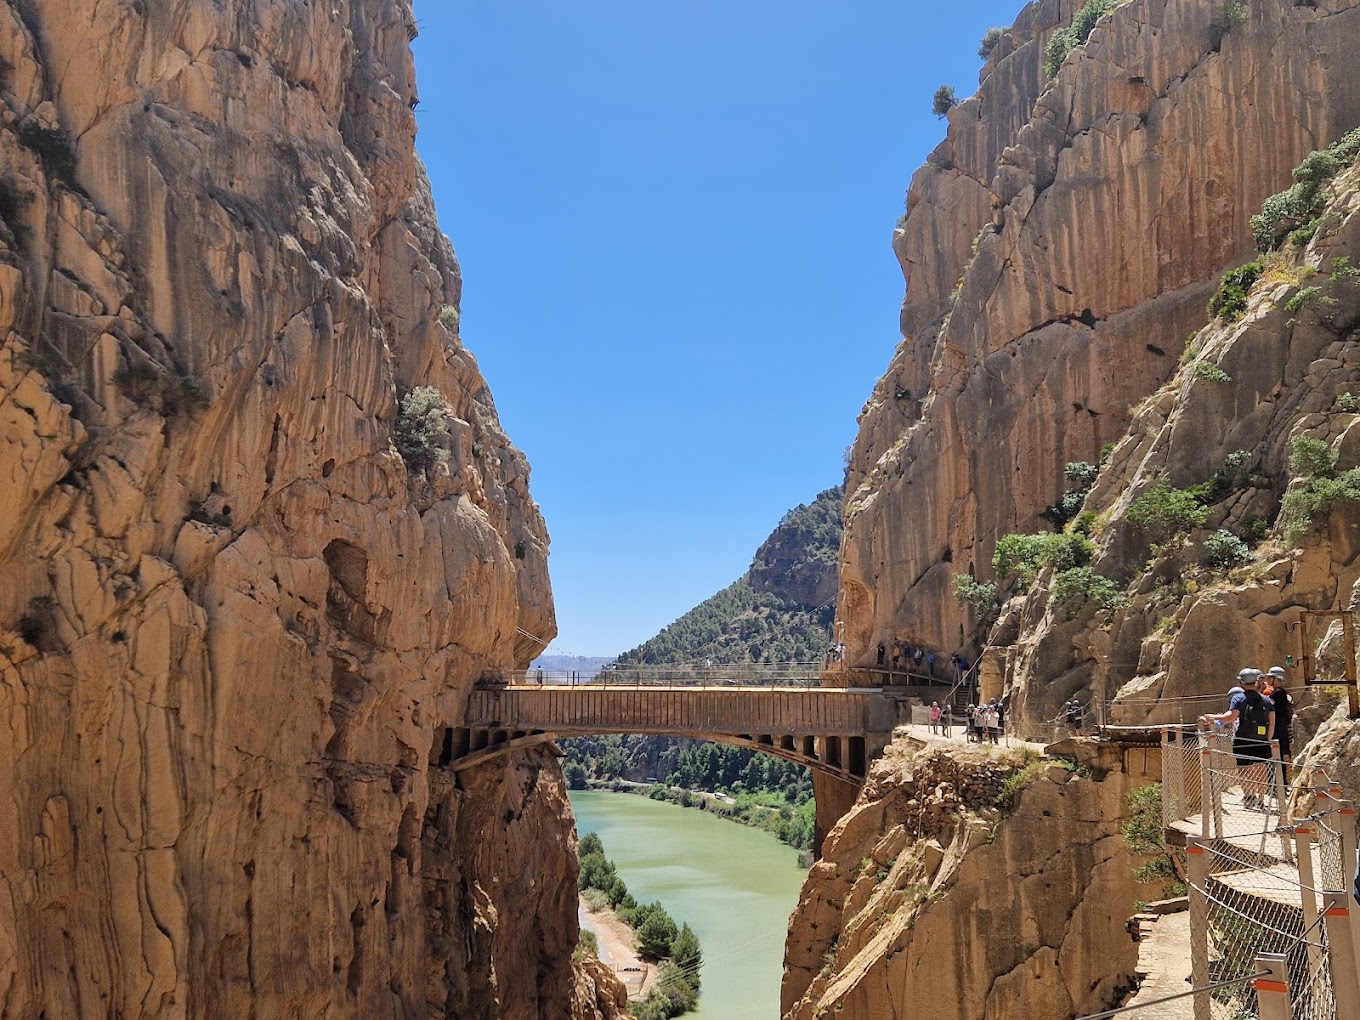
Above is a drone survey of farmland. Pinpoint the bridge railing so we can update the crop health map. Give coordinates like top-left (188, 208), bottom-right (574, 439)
top-left (506, 662), bottom-right (825, 687)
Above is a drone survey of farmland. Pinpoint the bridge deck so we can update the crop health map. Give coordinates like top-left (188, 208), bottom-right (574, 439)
top-left (467, 684), bottom-right (896, 735)
top-left (450, 682), bottom-right (905, 782)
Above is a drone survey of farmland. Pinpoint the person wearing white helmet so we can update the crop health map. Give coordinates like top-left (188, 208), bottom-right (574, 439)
top-left (1266, 665), bottom-right (1294, 764)
top-left (1200, 668), bottom-right (1274, 809)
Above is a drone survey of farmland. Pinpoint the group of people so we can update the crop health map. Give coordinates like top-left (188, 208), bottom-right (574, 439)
top-left (1198, 665), bottom-right (1295, 810)
top-left (874, 641), bottom-right (972, 682)
top-left (922, 699), bottom-right (1001, 742)
top-left (964, 699), bottom-right (1003, 744)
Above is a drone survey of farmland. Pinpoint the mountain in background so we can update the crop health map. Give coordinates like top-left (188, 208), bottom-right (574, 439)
top-left (616, 486), bottom-right (843, 666)
top-left (530, 654), bottom-right (614, 679)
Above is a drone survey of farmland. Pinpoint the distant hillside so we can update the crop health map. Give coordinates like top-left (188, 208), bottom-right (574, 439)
top-left (616, 486), bottom-right (843, 666)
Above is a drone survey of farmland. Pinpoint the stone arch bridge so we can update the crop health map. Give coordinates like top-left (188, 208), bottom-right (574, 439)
top-left (436, 681), bottom-right (909, 785)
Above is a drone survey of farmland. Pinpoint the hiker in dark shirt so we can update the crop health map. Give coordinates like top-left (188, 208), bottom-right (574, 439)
top-left (1266, 666), bottom-right (1295, 763)
top-left (1200, 668), bottom-right (1274, 810)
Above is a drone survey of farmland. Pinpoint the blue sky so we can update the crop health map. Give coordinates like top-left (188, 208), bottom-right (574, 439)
top-left (412, 1), bottom-right (1023, 656)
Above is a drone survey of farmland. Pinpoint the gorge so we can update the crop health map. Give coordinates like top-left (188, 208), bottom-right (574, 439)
top-left (3, 1), bottom-right (1360, 1020)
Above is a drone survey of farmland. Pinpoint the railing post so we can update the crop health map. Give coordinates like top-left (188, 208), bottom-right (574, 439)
top-left (1270, 741), bottom-right (1293, 862)
top-left (1187, 838), bottom-right (1211, 1020)
top-left (1162, 728), bottom-right (1173, 829)
top-left (1323, 890), bottom-right (1360, 1019)
top-left (1199, 740), bottom-right (1213, 840)
top-left (1339, 800), bottom-right (1360, 981)
top-left (1294, 824), bottom-right (1325, 980)
top-left (1172, 726), bottom-right (1187, 823)
top-left (1252, 952), bottom-right (1290, 1020)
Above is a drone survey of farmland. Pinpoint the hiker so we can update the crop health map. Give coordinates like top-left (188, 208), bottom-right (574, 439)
top-left (877, 642), bottom-right (886, 667)
top-left (986, 700), bottom-right (1001, 745)
top-left (939, 702), bottom-right (952, 738)
top-left (1199, 668), bottom-right (1274, 810)
top-left (1267, 666), bottom-right (1294, 764)
top-left (892, 641), bottom-right (904, 672)
top-left (965, 703), bottom-right (978, 742)
top-left (929, 701), bottom-right (941, 735)
top-left (1064, 698), bottom-right (1084, 735)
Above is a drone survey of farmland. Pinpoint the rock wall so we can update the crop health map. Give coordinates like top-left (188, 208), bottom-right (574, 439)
top-left (0, 2), bottom-right (617, 1017)
top-left (840, 0), bottom-right (1360, 672)
top-left (783, 740), bottom-right (1161, 1020)
top-left (1001, 145), bottom-right (1360, 734)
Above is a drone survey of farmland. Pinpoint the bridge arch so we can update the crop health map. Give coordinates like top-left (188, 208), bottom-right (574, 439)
top-left (438, 683), bottom-right (906, 785)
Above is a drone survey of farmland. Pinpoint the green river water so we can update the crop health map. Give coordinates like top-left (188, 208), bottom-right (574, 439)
top-left (569, 791), bottom-right (807, 1020)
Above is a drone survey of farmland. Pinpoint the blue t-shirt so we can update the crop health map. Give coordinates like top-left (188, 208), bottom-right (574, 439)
top-left (1230, 690), bottom-right (1273, 741)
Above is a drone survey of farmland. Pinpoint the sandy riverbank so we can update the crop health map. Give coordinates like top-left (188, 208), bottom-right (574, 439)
top-left (578, 898), bottom-right (656, 1000)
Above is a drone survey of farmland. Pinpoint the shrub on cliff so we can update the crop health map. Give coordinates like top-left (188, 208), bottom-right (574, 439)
top-left (1201, 529), bottom-right (1251, 569)
top-left (394, 385), bottom-right (451, 473)
top-left (1280, 436), bottom-right (1360, 545)
top-left (1252, 128), bottom-right (1360, 251)
top-left (978, 26), bottom-right (1008, 58)
top-left (1125, 482), bottom-right (1209, 543)
top-left (1208, 260), bottom-right (1263, 321)
top-left (1289, 435), bottom-right (1337, 480)
top-left (1051, 567), bottom-right (1125, 615)
top-left (993, 532), bottom-right (1094, 588)
top-left (1043, 0), bottom-right (1121, 78)
top-left (932, 85), bottom-right (956, 118)
top-left (952, 574), bottom-right (999, 618)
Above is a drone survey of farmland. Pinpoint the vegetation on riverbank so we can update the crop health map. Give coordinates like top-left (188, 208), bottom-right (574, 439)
top-left (577, 777), bottom-right (816, 857)
top-left (578, 832), bottom-right (704, 1018)
top-left (565, 734), bottom-right (815, 852)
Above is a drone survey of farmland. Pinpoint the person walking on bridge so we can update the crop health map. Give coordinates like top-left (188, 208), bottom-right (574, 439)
top-left (1199, 668), bottom-right (1274, 809)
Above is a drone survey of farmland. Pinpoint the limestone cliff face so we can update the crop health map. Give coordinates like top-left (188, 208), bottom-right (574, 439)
top-left (0, 2), bottom-right (614, 1017)
top-left (840, 0), bottom-right (1360, 669)
top-left (1001, 151), bottom-right (1360, 734)
top-left (783, 740), bottom-right (1160, 1020)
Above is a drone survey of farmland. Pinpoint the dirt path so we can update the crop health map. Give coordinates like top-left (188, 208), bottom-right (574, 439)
top-left (578, 898), bottom-right (656, 1000)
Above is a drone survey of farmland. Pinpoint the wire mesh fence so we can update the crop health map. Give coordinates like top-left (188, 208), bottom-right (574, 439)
top-left (1195, 840), bottom-right (1310, 1019)
top-left (1291, 937), bottom-right (1336, 1020)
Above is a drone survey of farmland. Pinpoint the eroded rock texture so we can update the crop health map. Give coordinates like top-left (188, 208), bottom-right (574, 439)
top-left (783, 741), bottom-right (1160, 1020)
top-left (1000, 141), bottom-right (1360, 734)
top-left (840, 0), bottom-right (1360, 670)
top-left (0, 2), bottom-right (616, 1017)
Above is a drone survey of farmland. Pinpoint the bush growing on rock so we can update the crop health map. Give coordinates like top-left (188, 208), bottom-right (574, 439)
top-left (952, 574), bottom-right (998, 617)
top-left (1252, 128), bottom-right (1360, 251)
top-left (1208, 260), bottom-right (1263, 321)
top-left (993, 532), bottom-right (1093, 588)
top-left (931, 85), bottom-right (957, 118)
top-left (1125, 482), bottom-right (1209, 543)
top-left (1043, 0), bottom-right (1122, 78)
top-left (1280, 438), bottom-right (1360, 545)
top-left (977, 26), bottom-right (1008, 58)
top-left (1289, 435), bottom-right (1337, 480)
top-left (394, 385), bottom-right (451, 473)
top-left (1202, 529), bottom-right (1251, 569)
top-left (1051, 567), bottom-right (1125, 615)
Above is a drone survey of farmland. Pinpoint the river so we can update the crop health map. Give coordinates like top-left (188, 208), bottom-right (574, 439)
top-left (570, 790), bottom-right (807, 1019)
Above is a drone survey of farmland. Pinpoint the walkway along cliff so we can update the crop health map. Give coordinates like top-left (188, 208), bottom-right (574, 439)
top-left (0, 3), bottom-right (623, 1018)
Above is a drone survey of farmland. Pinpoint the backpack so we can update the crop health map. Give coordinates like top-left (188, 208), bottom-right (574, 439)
top-left (1239, 690), bottom-right (1270, 739)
